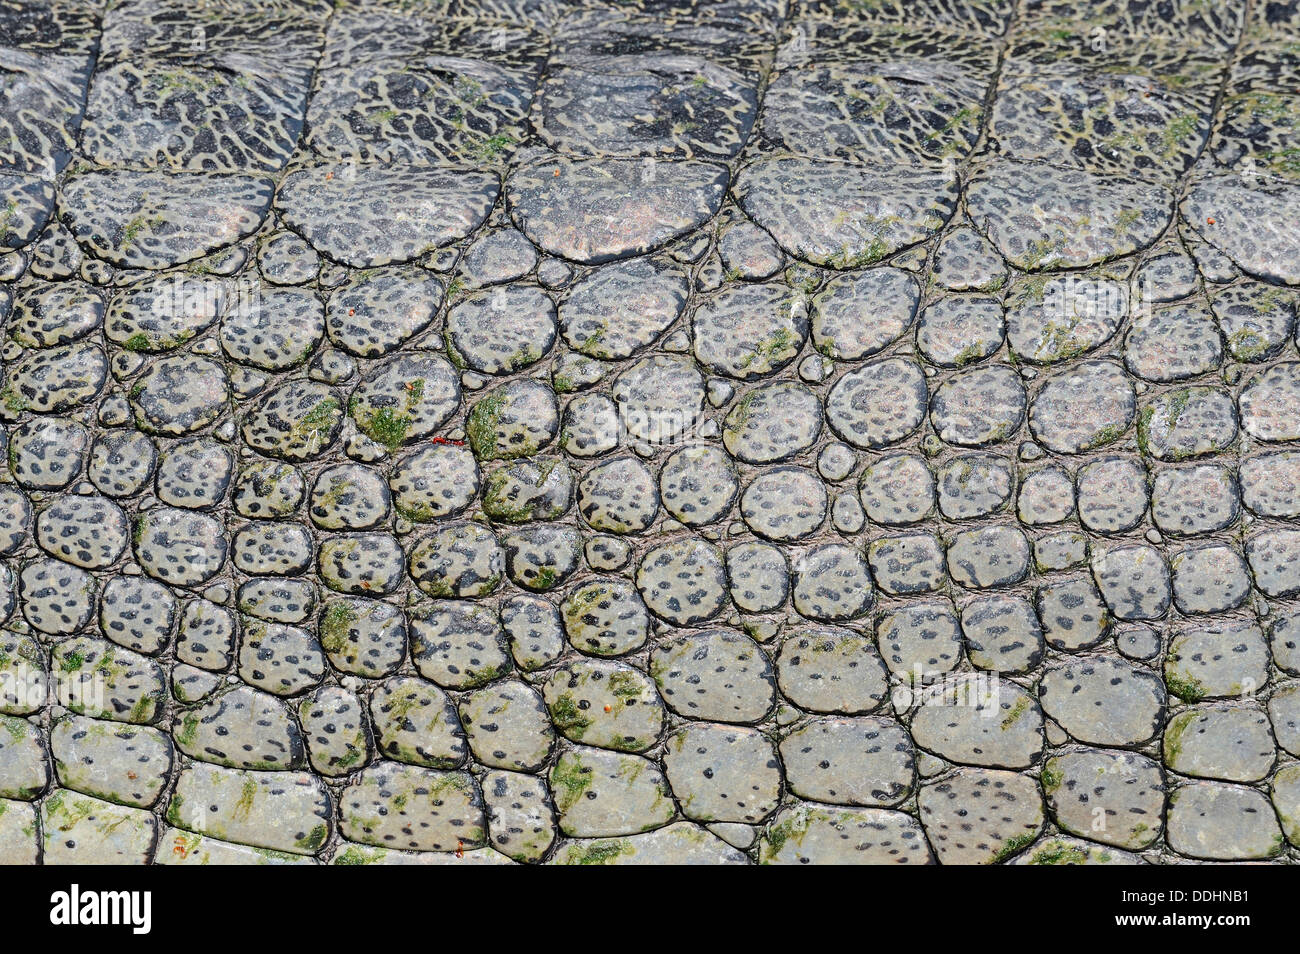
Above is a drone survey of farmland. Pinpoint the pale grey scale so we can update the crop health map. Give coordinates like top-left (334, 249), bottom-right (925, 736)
top-left (134, 507), bottom-right (227, 587)
top-left (1181, 175), bottom-right (1300, 286)
top-left (410, 600), bottom-right (513, 691)
top-left (635, 538), bottom-right (728, 627)
top-left (1151, 464), bottom-right (1239, 536)
top-left (735, 157), bottom-right (957, 270)
top-left (35, 493), bottom-right (129, 570)
top-left (1016, 464), bottom-right (1074, 525)
top-left (232, 460), bottom-right (304, 519)
top-left (649, 629), bottom-right (775, 724)
top-left (257, 231), bottom-right (319, 286)
top-left (318, 533), bottom-right (406, 596)
top-left (0, 169), bottom-right (55, 249)
top-left (1092, 543), bottom-right (1172, 621)
top-left (310, 464), bottom-right (391, 531)
top-left (232, 521), bottom-right (315, 576)
top-left (659, 445), bottom-right (739, 526)
top-left (306, 59), bottom-right (535, 166)
top-left (0, 484), bottom-right (33, 555)
top-left (1170, 543), bottom-right (1251, 616)
top-left (932, 225), bottom-right (1007, 291)
top-left (561, 578), bottom-right (650, 658)
top-left (780, 715), bottom-right (914, 809)
top-left (988, 57), bottom-right (1215, 181)
top-left (8, 279), bottom-right (103, 348)
top-left (559, 256), bottom-right (688, 359)
top-left (483, 457), bottom-right (573, 523)
top-left (1134, 246), bottom-right (1199, 303)
top-left (1039, 657), bottom-right (1166, 748)
top-left (918, 767), bottom-right (1043, 864)
top-left (866, 533), bottom-right (946, 596)
top-left (1035, 574), bottom-right (1111, 652)
top-left (241, 380), bottom-right (343, 461)
top-left (349, 351), bottom-right (461, 448)
top-left (793, 542), bottom-right (874, 620)
top-left (929, 365), bottom-right (1025, 447)
top-left (500, 524), bottom-right (581, 592)
top-left (5, 340), bottom-right (107, 413)
top-left (960, 594), bottom-right (1044, 675)
top-left (725, 541), bottom-right (788, 613)
top-left (825, 357), bottom-right (928, 449)
top-left (1004, 273), bottom-right (1125, 364)
top-left (81, 58), bottom-right (311, 172)
top-left (1240, 362), bottom-right (1300, 443)
top-left (966, 159), bottom-right (1172, 270)
top-left (559, 393), bottom-right (619, 458)
top-left (155, 438), bottom-right (235, 511)
top-left (176, 598), bottom-right (237, 672)
top-left (277, 165), bottom-right (497, 270)
top-left (370, 675), bottom-right (467, 770)
top-left (458, 228), bottom-right (537, 287)
top-left (722, 381), bottom-right (822, 464)
top-left (446, 285), bottom-right (556, 374)
top-left (1124, 301), bottom-right (1223, 382)
top-left (876, 600), bottom-right (961, 676)
top-left (1077, 456), bottom-right (1147, 533)
top-left (317, 597), bottom-right (406, 678)
top-left (1209, 281), bottom-right (1296, 362)
top-left (740, 467), bottom-right (827, 542)
top-left (466, 379), bottom-right (558, 461)
top-left (99, 575), bottom-right (177, 656)
top-left (220, 285), bottom-right (325, 371)
top-left (1029, 359), bottom-right (1135, 455)
top-left (1211, 85), bottom-right (1300, 183)
top-left (500, 593), bottom-right (565, 671)
top-left (20, 556), bottom-right (97, 636)
top-left (507, 154), bottom-right (727, 264)
top-left (1140, 387), bottom-right (1238, 462)
top-left (692, 282), bottom-right (807, 380)
top-left (916, 295), bottom-right (1004, 368)
top-left (237, 617), bottom-right (327, 698)
top-left (665, 723), bottom-right (781, 823)
top-left (534, 54), bottom-right (759, 161)
top-left (576, 455), bottom-right (657, 533)
top-left (60, 168), bottom-right (273, 269)
top-left (103, 272), bottom-right (227, 351)
top-left (325, 267), bottom-right (443, 357)
top-left (8, 416), bottom-right (88, 491)
top-left (762, 60), bottom-right (985, 165)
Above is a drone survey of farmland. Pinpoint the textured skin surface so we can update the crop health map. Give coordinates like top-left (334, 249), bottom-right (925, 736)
top-left (1, 0), bottom-right (1300, 867)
